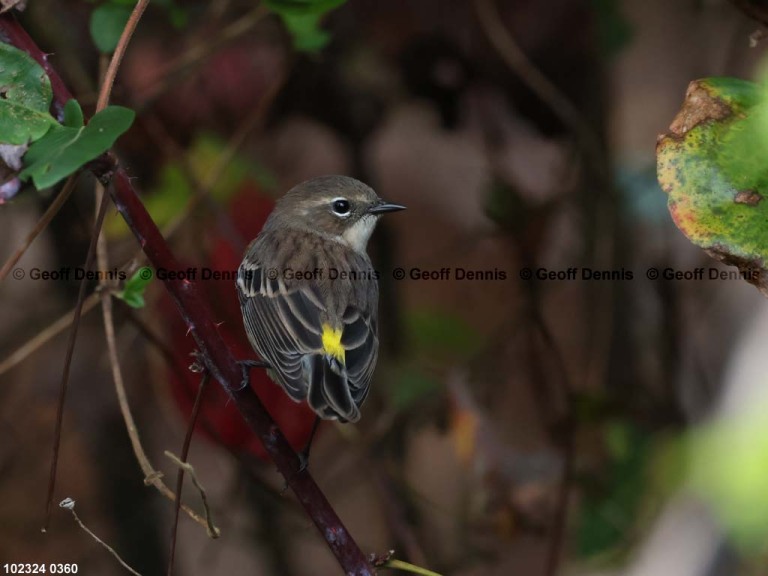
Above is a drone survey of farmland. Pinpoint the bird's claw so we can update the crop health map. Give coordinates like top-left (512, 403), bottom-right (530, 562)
top-left (236, 359), bottom-right (269, 390)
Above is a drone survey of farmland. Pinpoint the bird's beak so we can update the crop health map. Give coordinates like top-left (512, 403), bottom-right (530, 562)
top-left (368, 200), bottom-right (406, 215)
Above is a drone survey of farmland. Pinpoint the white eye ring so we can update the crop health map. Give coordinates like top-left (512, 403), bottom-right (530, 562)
top-left (331, 197), bottom-right (351, 217)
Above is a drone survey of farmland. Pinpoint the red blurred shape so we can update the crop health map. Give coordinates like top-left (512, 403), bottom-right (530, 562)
top-left (165, 181), bottom-right (316, 460)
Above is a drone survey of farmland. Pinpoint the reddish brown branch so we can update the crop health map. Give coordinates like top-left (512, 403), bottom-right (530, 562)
top-left (0, 19), bottom-right (72, 119)
top-left (0, 14), bottom-right (374, 575)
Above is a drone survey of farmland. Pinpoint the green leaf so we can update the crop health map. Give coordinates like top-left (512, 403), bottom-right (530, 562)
top-left (20, 105), bottom-right (135, 189)
top-left (265, 0), bottom-right (347, 52)
top-left (115, 267), bottom-right (153, 308)
top-left (167, 6), bottom-right (188, 28)
top-left (577, 422), bottom-right (652, 558)
top-left (62, 99), bottom-right (84, 128)
top-left (265, 0), bottom-right (346, 16)
top-left (406, 309), bottom-right (483, 361)
top-left (0, 42), bottom-right (56, 145)
top-left (0, 42), bottom-right (51, 110)
top-left (282, 13), bottom-right (330, 52)
top-left (104, 133), bottom-right (266, 238)
top-left (591, 0), bottom-right (633, 57)
top-left (0, 102), bottom-right (56, 145)
top-left (690, 409), bottom-right (768, 549)
top-left (484, 180), bottom-right (529, 233)
top-left (389, 365), bottom-right (440, 410)
top-left (102, 159), bottom-right (189, 237)
top-left (90, 3), bottom-right (133, 53)
top-left (121, 292), bottom-right (144, 308)
top-left (657, 78), bottom-right (768, 294)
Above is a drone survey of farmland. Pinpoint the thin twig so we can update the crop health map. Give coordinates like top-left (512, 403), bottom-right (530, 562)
top-left (167, 370), bottom-right (210, 575)
top-left (60, 498), bottom-right (143, 576)
top-left (95, 0), bottom-right (150, 112)
top-left (110, 126), bottom-right (374, 575)
top-left (0, 292), bottom-right (100, 377)
top-left (2, 15), bottom-right (375, 575)
top-left (95, 194), bottom-right (218, 535)
top-left (0, 82), bottom-right (271, 371)
top-left (473, 0), bottom-right (605, 178)
top-left (371, 468), bottom-right (429, 568)
top-left (47, 0), bottom-right (150, 530)
top-left (476, 0), bottom-right (616, 398)
top-left (1, 53), bottom-right (284, 376)
top-left (94, 3), bottom-right (217, 537)
top-left (473, 7), bottom-right (589, 568)
top-left (134, 5), bottom-right (270, 108)
top-left (202, 66), bottom-right (286, 190)
top-left (381, 559), bottom-right (444, 576)
top-left (545, 428), bottom-right (574, 576)
top-left (529, 294), bottom-right (576, 576)
top-left (44, 193), bottom-right (109, 531)
top-left (122, 306), bottom-right (189, 385)
top-left (0, 173), bottom-right (79, 282)
top-left (164, 451), bottom-right (218, 538)
top-left (147, 61), bottom-right (288, 247)
top-left (102, 258), bottom-right (220, 538)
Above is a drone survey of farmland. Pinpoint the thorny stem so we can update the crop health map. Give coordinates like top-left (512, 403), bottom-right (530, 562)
top-left (0, 14), bottom-right (374, 575)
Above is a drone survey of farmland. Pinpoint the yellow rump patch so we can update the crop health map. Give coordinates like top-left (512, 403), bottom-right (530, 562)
top-left (321, 323), bottom-right (345, 363)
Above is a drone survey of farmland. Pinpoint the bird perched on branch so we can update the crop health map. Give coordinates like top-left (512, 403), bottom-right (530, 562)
top-left (236, 175), bottom-right (405, 465)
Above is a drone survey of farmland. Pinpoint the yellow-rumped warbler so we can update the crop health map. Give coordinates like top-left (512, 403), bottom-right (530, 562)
top-left (236, 175), bottom-right (405, 441)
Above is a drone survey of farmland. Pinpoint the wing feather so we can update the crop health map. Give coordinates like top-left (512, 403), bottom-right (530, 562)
top-left (238, 261), bottom-right (324, 399)
top-left (237, 237), bottom-right (379, 421)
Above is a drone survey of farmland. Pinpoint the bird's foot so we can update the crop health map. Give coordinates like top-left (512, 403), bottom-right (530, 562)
top-left (236, 359), bottom-right (270, 390)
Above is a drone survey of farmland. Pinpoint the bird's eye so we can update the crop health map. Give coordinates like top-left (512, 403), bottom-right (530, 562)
top-left (331, 198), bottom-right (351, 216)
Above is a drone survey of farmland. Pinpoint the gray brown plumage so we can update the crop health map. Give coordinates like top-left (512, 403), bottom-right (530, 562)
top-left (236, 175), bottom-right (404, 423)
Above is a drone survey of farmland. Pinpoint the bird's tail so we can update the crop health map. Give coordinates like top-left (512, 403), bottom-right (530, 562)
top-left (307, 355), bottom-right (360, 423)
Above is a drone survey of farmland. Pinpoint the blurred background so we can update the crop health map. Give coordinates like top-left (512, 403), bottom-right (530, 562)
top-left (2, 0), bottom-right (768, 574)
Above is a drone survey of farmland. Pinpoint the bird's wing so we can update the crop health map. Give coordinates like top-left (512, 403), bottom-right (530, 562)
top-left (340, 304), bottom-right (378, 408)
top-left (237, 259), bottom-right (379, 422)
top-left (237, 261), bottom-right (325, 400)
